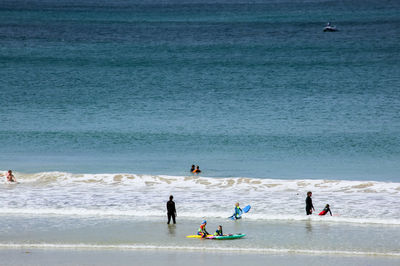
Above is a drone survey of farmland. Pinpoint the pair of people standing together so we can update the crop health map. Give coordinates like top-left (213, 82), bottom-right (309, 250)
top-left (306, 191), bottom-right (332, 216)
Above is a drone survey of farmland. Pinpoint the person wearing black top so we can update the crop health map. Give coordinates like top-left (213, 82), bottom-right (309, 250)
top-left (305, 191), bottom-right (314, 215)
top-left (319, 204), bottom-right (332, 216)
top-left (167, 195), bottom-right (177, 224)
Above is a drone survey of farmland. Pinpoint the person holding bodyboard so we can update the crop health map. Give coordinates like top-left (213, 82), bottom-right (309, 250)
top-left (230, 203), bottom-right (251, 220)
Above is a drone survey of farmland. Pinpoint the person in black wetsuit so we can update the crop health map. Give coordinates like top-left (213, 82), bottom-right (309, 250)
top-left (190, 165), bottom-right (195, 173)
top-left (167, 195), bottom-right (177, 224)
top-left (319, 204), bottom-right (332, 216)
top-left (305, 191), bottom-right (314, 215)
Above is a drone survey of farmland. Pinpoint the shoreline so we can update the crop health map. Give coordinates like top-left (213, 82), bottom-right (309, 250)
top-left (1, 249), bottom-right (400, 266)
top-left (0, 244), bottom-right (399, 258)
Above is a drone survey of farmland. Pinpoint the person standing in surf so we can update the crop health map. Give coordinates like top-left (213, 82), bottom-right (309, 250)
top-left (305, 191), bottom-right (314, 215)
top-left (167, 195), bottom-right (177, 224)
top-left (232, 202), bottom-right (242, 219)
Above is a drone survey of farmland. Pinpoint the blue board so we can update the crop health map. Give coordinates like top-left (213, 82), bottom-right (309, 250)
top-left (243, 205), bottom-right (251, 213)
top-left (229, 205), bottom-right (251, 220)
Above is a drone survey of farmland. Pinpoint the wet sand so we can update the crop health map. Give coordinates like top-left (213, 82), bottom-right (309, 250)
top-left (1, 249), bottom-right (400, 266)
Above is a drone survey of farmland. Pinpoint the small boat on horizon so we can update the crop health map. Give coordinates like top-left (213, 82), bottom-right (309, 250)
top-left (323, 22), bottom-right (338, 32)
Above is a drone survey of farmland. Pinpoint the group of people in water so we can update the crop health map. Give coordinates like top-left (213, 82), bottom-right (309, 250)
top-left (196, 204), bottom-right (242, 238)
top-left (197, 202), bottom-right (242, 237)
top-left (190, 165), bottom-right (201, 174)
top-left (306, 191), bottom-right (332, 216)
top-left (198, 220), bottom-right (224, 237)
top-left (166, 194), bottom-right (242, 237)
top-left (164, 167), bottom-right (332, 236)
top-left (167, 191), bottom-right (332, 237)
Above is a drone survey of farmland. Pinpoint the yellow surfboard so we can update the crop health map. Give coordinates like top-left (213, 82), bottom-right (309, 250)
top-left (186, 235), bottom-right (213, 238)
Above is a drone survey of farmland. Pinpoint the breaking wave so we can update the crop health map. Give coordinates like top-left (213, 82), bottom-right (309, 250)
top-left (1, 171), bottom-right (400, 225)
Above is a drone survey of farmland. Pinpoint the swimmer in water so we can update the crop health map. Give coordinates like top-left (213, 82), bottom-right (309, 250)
top-left (6, 170), bottom-right (16, 182)
top-left (319, 204), bottom-right (332, 216)
top-left (192, 165), bottom-right (201, 174)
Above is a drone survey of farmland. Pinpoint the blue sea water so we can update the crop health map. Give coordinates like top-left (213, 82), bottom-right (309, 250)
top-left (0, 0), bottom-right (399, 180)
top-left (1, 2), bottom-right (400, 260)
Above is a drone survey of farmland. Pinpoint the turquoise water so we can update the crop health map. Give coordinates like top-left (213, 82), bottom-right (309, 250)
top-left (1, 0), bottom-right (400, 180)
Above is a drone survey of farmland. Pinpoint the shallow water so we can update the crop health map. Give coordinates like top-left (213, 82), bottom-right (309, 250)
top-left (1, 215), bottom-right (399, 257)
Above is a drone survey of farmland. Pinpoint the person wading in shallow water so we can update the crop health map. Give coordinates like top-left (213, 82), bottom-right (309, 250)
top-left (167, 195), bottom-right (177, 224)
top-left (305, 191), bottom-right (314, 215)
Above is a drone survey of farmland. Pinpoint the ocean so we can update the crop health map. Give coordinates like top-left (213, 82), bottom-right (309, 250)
top-left (0, 0), bottom-right (399, 263)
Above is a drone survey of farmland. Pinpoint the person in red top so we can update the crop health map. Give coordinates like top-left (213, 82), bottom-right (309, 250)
top-left (319, 204), bottom-right (332, 216)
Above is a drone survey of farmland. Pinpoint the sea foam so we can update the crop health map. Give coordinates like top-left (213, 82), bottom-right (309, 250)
top-left (1, 171), bottom-right (399, 225)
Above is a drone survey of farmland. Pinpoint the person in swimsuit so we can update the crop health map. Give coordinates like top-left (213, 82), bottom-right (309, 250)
top-left (190, 165), bottom-right (195, 173)
top-left (319, 204), bottom-right (332, 216)
top-left (305, 191), bottom-right (314, 215)
top-left (6, 170), bottom-right (16, 182)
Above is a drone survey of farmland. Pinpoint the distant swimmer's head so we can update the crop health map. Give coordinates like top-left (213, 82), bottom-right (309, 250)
top-left (235, 202), bottom-right (239, 207)
top-left (326, 204), bottom-right (330, 208)
top-left (307, 191), bottom-right (312, 197)
top-left (202, 220), bottom-right (207, 224)
top-left (196, 166), bottom-right (200, 169)
top-left (8, 170), bottom-right (12, 174)
top-left (218, 225), bottom-right (222, 230)
top-left (169, 195), bottom-right (173, 200)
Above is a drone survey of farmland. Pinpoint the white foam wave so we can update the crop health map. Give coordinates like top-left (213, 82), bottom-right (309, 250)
top-left (0, 243), bottom-right (399, 257)
top-left (1, 207), bottom-right (399, 226)
top-left (1, 171), bottom-right (400, 226)
top-left (2, 170), bottom-right (400, 194)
